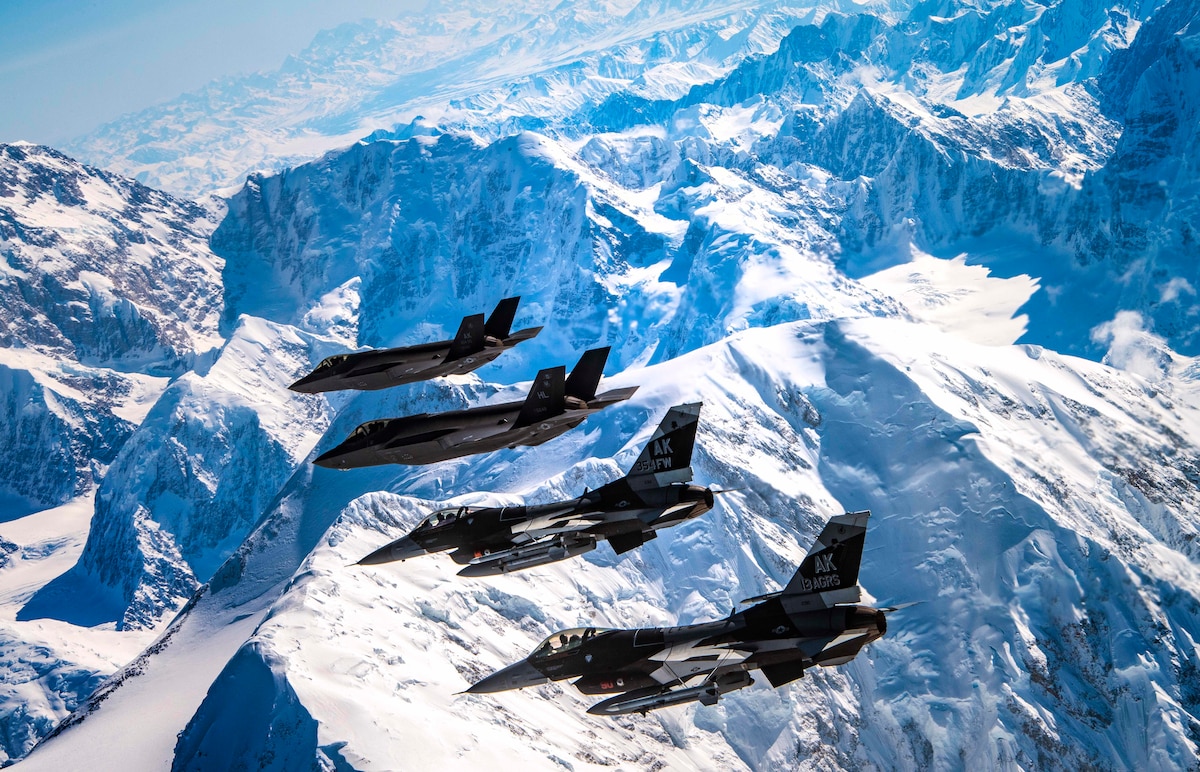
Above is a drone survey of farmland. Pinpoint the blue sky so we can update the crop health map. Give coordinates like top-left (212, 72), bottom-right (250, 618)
top-left (0, 0), bottom-right (419, 146)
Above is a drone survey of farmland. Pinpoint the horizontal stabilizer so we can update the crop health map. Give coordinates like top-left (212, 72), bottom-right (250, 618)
top-left (608, 529), bottom-right (656, 555)
top-left (626, 402), bottom-right (701, 491)
top-left (760, 660), bottom-right (808, 688)
top-left (565, 347), bottom-right (610, 401)
top-left (446, 313), bottom-right (485, 360)
top-left (484, 296), bottom-right (521, 339)
top-left (880, 601), bottom-right (921, 613)
top-left (515, 366), bottom-right (566, 427)
top-left (588, 386), bottom-right (639, 409)
top-left (505, 326), bottom-right (543, 344)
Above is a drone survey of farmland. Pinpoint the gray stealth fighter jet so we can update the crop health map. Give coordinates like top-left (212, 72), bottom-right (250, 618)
top-left (313, 347), bottom-right (636, 468)
top-left (289, 296), bottom-right (541, 393)
top-left (467, 511), bottom-right (909, 715)
top-left (357, 403), bottom-right (713, 575)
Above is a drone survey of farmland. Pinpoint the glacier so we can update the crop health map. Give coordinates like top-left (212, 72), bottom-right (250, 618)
top-left (1, 0), bottom-right (1199, 768)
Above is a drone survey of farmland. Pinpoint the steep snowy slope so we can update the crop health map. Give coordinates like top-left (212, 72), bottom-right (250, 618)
top-left (21, 318), bottom-right (343, 632)
top-left (21, 305), bottom-right (1200, 769)
top-left (59, 0), bottom-right (1200, 362)
top-left (0, 145), bottom-right (230, 763)
top-left (214, 128), bottom-right (891, 378)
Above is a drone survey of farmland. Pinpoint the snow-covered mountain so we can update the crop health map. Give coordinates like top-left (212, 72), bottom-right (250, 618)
top-left (0, 144), bottom-right (225, 763)
top-left (2, 0), bottom-right (1199, 768)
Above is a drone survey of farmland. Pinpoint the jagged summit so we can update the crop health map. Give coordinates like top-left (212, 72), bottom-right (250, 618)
top-left (0, 143), bottom-right (223, 372)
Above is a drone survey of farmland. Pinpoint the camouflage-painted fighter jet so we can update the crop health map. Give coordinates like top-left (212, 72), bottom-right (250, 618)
top-left (357, 403), bottom-right (713, 575)
top-left (289, 296), bottom-right (541, 393)
top-left (467, 511), bottom-right (904, 715)
top-left (313, 347), bottom-right (635, 469)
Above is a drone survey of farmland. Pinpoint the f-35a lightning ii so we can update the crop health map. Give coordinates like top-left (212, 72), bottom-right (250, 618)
top-left (357, 403), bottom-right (713, 575)
top-left (467, 511), bottom-right (903, 715)
top-left (289, 296), bottom-right (541, 393)
top-left (314, 347), bottom-right (636, 469)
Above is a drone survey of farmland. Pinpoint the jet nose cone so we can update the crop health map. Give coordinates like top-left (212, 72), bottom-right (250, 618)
top-left (288, 377), bottom-right (319, 393)
top-left (313, 445), bottom-right (353, 469)
top-left (357, 535), bottom-right (425, 566)
top-left (466, 659), bottom-right (548, 694)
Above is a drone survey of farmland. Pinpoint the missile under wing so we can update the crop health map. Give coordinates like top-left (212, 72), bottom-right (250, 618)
top-left (289, 296), bottom-right (541, 393)
top-left (357, 403), bottom-right (714, 575)
top-left (313, 347), bottom-right (635, 468)
top-left (467, 511), bottom-right (907, 715)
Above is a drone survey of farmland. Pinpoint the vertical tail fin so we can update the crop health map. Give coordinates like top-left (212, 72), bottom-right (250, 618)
top-left (564, 347), bottom-right (610, 401)
top-left (515, 366), bottom-right (566, 427)
top-left (625, 403), bottom-right (701, 490)
top-left (446, 313), bottom-right (485, 360)
top-left (484, 296), bottom-right (521, 339)
top-left (782, 511), bottom-right (870, 608)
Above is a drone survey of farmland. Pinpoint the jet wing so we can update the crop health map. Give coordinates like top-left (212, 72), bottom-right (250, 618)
top-left (644, 641), bottom-right (753, 686)
top-left (587, 386), bottom-right (639, 410)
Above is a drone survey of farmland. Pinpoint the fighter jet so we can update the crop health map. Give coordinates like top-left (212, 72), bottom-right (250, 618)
top-left (466, 511), bottom-right (904, 715)
top-left (313, 347), bottom-right (636, 469)
top-left (289, 296), bottom-right (541, 393)
top-left (358, 403), bottom-right (713, 575)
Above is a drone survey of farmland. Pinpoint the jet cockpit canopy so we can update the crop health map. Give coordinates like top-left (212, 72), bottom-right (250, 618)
top-left (314, 354), bottom-right (350, 372)
top-left (349, 419), bottom-right (389, 441)
top-left (422, 506), bottom-right (472, 529)
top-left (531, 627), bottom-right (610, 661)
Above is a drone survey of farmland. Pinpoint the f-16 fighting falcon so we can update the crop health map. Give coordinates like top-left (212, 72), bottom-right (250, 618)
top-left (358, 403), bottom-right (713, 575)
top-left (467, 511), bottom-right (904, 715)
top-left (289, 296), bottom-right (541, 393)
top-left (313, 347), bottom-right (636, 469)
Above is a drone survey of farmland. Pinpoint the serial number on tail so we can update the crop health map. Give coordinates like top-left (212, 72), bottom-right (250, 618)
top-left (795, 573), bottom-right (842, 592)
top-left (632, 456), bottom-right (677, 473)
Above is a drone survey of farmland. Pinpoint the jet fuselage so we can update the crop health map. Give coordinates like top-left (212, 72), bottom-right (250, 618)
top-left (290, 335), bottom-right (531, 393)
top-left (313, 390), bottom-right (635, 468)
top-left (466, 510), bottom-right (889, 714)
top-left (358, 480), bottom-right (714, 573)
top-left (467, 599), bottom-right (887, 715)
top-left (290, 296), bottom-right (540, 393)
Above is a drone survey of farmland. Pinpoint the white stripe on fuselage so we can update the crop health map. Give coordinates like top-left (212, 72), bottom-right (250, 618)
top-left (642, 627), bottom-right (874, 684)
top-left (509, 508), bottom-right (652, 537)
top-left (647, 640), bottom-right (752, 685)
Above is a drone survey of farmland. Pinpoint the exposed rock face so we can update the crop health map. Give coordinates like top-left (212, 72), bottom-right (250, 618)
top-left (0, 363), bottom-right (132, 514)
top-left (0, 143), bottom-right (223, 374)
top-left (0, 143), bottom-right (225, 516)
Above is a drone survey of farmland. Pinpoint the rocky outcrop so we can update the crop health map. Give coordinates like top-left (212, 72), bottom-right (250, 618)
top-left (0, 143), bottom-right (223, 375)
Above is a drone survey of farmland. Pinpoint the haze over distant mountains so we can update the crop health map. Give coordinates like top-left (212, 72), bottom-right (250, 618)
top-left (1, 0), bottom-right (1198, 768)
